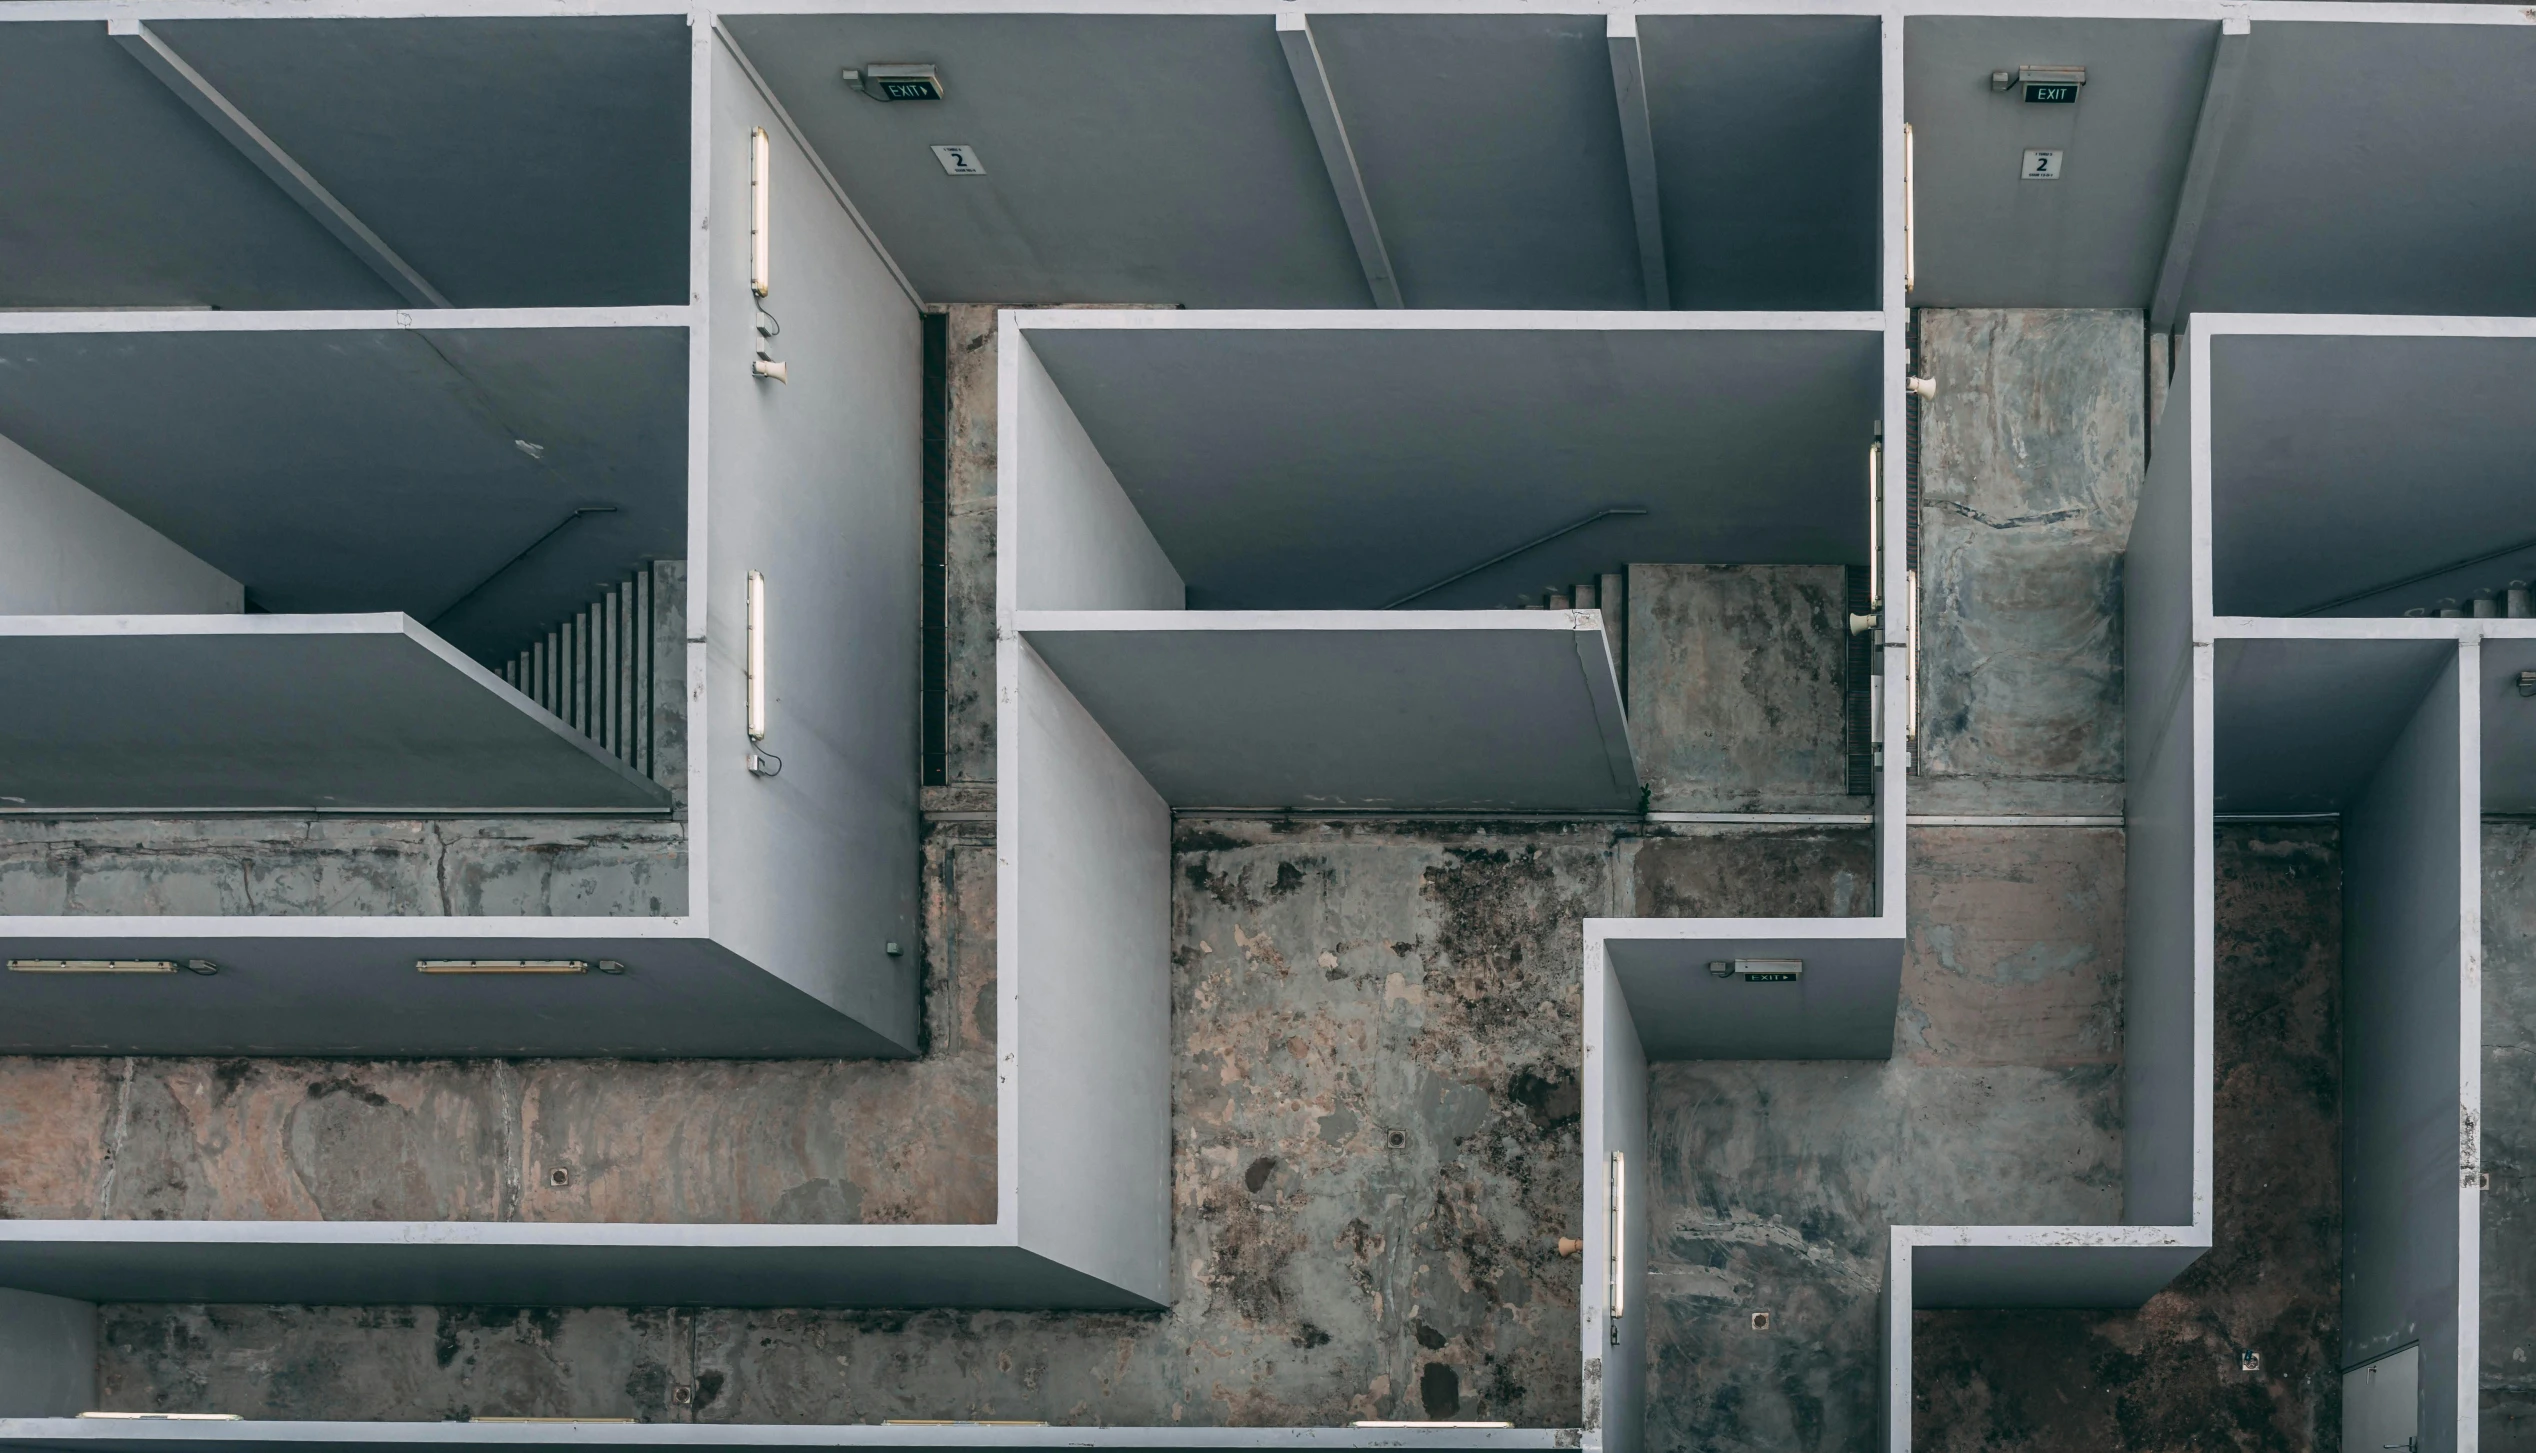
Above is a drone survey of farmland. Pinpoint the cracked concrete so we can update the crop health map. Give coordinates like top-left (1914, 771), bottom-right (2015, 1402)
top-left (1913, 310), bottom-right (2142, 817)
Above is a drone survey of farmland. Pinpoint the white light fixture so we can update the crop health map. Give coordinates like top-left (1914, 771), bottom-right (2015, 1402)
top-left (415, 960), bottom-right (589, 975)
top-left (1607, 1150), bottom-right (1627, 1333)
top-left (1901, 122), bottom-right (1915, 294)
top-left (746, 569), bottom-right (769, 742)
top-left (750, 127), bottom-right (772, 299)
top-left (10, 959), bottom-right (177, 974)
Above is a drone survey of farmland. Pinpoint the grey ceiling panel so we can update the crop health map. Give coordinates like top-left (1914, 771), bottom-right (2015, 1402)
top-left (0, 323), bottom-right (687, 660)
top-left (722, 13), bottom-right (1368, 308)
top-left (154, 16), bottom-right (692, 309)
top-left (0, 618), bottom-right (667, 811)
top-left (2185, 21), bottom-right (2536, 317)
top-left (1026, 323), bottom-right (1881, 609)
top-left (1308, 14), bottom-right (1641, 310)
top-left (2208, 332), bottom-right (2536, 619)
top-left (0, 21), bottom-right (398, 310)
top-left (1608, 932), bottom-right (1901, 1059)
top-left (1640, 13), bottom-right (1882, 310)
top-left (1903, 15), bottom-right (2214, 308)
top-left (1024, 621), bottom-right (1637, 811)
top-left (2212, 634), bottom-right (2452, 815)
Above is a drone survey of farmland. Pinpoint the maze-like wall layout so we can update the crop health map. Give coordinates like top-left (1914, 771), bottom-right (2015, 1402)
top-left (0, 4), bottom-right (2529, 1452)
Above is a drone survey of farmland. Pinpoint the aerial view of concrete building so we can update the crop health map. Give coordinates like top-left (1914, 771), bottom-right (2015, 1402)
top-left (0, 3), bottom-right (2527, 1450)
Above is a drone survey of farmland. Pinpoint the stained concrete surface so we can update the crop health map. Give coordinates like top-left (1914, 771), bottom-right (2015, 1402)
top-left (1913, 826), bottom-right (2342, 1453)
top-left (1628, 565), bottom-right (1854, 813)
top-left (1913, 311), bottom-right (2142, 816)
top-left (1644, 827), bottom-right (2126, 1453)
top-left (2484, 823), bottom-right (2536, 1453)
top-left (941, 306), bottom-right (999, 791)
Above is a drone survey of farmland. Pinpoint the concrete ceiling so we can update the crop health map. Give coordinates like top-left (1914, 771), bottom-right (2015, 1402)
top-left (0, 617), bottom-right (668, 812)
top-left (1905, 11), bottom-right (2536, 314)
top-left (1608, 931), bottom-right (1903, 1059)
top-left (721, 10), bottom-right (1881, 309)
top-left (2212, 634), bottom-right (2453, 814)
top-left (2208, 331), bottom-right (2536, 619)
top-left (0, 321), bottom-right (688, 663)
top-left (1025, 320), bottom-right (1882, 609)
top-left (0, 16), bottom-right (688, 310)
top-left (1021, 615), bottom-right (1639, 811)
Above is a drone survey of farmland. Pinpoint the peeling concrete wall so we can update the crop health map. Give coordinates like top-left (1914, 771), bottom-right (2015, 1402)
top-left (1912, 826), bottom-right (2343, 1453)
top-left (1628, 565), bottom-right (1854, 813)
top-left (1914, 311), bottom-right (2142, 816)
top-left (2484, 822), bottom-right (2536, 1452)
top-left (1644, 826), bottom-right (2126, 1453)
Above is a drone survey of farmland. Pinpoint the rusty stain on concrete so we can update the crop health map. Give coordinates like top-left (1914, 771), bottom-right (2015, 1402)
top-left (1912, 825), bottom-right (2342, 1453)
top-left (1627, 565), bottom-right (1853, 814)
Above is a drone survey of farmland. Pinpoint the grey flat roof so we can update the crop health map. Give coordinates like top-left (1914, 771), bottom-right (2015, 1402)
top-left (1022, 315), bottom-right (1883, 609)
top-left (1904, 9), bottom-right (2536, 314)
top-left (0, 615), bottom-right (664, 813)
top-left (0, 15), bottom-right (688, 310)
top-left (0, 314), bottom-right (688, 663)
top-left (722, 10), bottom-right (1879, 309)
top-left (1020, 613), bottom-right (1639, 812)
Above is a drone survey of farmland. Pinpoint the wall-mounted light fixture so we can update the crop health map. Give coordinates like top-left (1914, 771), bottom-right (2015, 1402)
top-left (747, 569), bottom-right (782, 777)
top-left (750, 127), bottom-right (771, 299)
top-left (1901, 123), bottom-right (1914, 294)
top-left (1607, 1149), bottom-right (1627, 1341)
top-left (415, 960), bottom-right (589, 974)
top-left (9, 959), bottom-right (185, 974)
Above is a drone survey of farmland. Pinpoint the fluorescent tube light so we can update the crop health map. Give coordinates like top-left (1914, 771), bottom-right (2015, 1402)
top-left (9, 959), bottom-right (177, 974)
top-left (1608, 1149), bottom-right (1626, 1323)
top-left (415, 960), bottom-right (589, 975)
top-left (747, 569), bottom-right (769, 742)
top-left (750, 128), bottom-right (771, 298)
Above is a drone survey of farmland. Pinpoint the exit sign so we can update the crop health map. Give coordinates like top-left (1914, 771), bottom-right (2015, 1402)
top-left (2024, 80), bottom-right (2079, 103)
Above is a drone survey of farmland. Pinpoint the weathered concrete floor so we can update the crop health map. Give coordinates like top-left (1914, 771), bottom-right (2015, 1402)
top-left (2485, 822), bottom-right (2536, 1453)
top-left (1909, 826), bottom-right (2342, 1453)
top-left (1644, 826), bottom-right (2125, 1453)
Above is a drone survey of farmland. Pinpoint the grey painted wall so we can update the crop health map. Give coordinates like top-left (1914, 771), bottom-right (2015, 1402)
top-left (699, 35), bottom-right (921, 1052)
top-left (0, 1288), bottom-right (92, 1416)
top-left (2342, 649), bottom-right (2474, 1453)
top-left (0, 429), bottom-right (238, 615)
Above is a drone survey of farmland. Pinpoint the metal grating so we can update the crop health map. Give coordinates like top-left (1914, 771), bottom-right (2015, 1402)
top-left (1844, 563), bottom-right (1874, 797)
